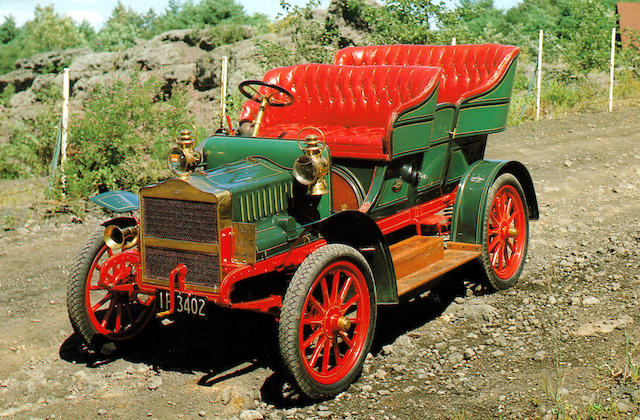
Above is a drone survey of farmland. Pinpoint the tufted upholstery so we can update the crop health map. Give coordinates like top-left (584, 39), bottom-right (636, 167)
top-left (334, 44), bottom-right (519, 105)
top-left (238, 63), bottom-right (440, 160)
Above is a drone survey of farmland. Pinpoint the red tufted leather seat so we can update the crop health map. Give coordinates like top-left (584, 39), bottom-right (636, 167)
top-left (238, 64), bottom-right (440, 160)
top-left (333, 44), bottom-right (519, 105)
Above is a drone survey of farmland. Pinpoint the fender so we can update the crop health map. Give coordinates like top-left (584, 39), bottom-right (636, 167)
top-left (313, 210), bottom-right (398, 305)
top-left (91, 191), bottom-right (139, 212)
top-left (450, 160), bottom-right (539, 244)
top-left (100, 216), bottom-right (137, 229)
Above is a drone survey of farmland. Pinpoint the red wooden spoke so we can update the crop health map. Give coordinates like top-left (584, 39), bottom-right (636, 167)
top-left (90, 285), bottom-right (104, 291)
top-left (302, 316), bottom-right (324, 326)
top-left (488, 235), bottom-right (500, 253)
top-left (321, 277), bottom-right (330, 307)
top-left (101, 300), bottom-right (115, 328)
top-left (333, 337), bottom-right (341, 364)
top-left (339, 331), bottom-right (353, 348)
top-left (309, 335), bottom-right (327, 367)
top-left (338, 275), bottom-right (353, 304)
top-left (303, 328), bottom-right (324, 350)
top-left (114, 303), bottom-right (122, 333)
top-left (341, 294), bottom-right (360, 313)
top-left (91, 294), bottom-right (112, 312)
top-left (330, 271), bottom-right (340, 304)
top-left (321, 339), bottom-right (331, 373)
top-left (309, 296), bottom-right (325, 314)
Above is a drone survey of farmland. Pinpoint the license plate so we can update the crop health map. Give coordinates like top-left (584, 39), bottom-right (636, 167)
top-left (156, 291), bottom-right (207, 317)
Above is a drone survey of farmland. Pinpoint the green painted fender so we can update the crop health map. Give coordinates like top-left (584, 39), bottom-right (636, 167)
top-left (91, 191), bottom-right (139, 212)
top-left (313, 210), bottom-right (398, 305)
top-left (450, 160), bottom-right (539, 244)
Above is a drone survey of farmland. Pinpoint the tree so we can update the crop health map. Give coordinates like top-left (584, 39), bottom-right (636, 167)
top-left (0, 16), bottom-right (19, 44)
top-left (22, 5), bottom-right (87, 52)
top-left (92, 2), bottom-right (151, 51)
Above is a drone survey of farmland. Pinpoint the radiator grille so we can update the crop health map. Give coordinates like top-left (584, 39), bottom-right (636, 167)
top-left (144, 247), bottom-right (220, 289)
top-left (142, 197), bottom-right (218, 243)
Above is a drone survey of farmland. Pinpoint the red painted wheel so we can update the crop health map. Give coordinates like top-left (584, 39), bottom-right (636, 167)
top-left (279, 244), bottom-right (376, 399)
top-left (481, 174), bottom-right (529, 289)
top-left (67, 228), bottom-right (155, 349)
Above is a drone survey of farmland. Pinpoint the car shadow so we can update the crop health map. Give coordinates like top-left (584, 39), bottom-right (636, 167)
top-left (59, 262), bottom-right (494, 409)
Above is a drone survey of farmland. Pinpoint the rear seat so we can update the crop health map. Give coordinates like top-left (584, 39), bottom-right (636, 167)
top-left (333, 44), bottom-right (520, 105)
top-left (238, 63), bottom-right (440, 160)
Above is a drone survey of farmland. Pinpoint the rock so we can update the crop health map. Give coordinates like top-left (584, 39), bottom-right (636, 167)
top-left (574, 315), bottom-right (633, 336)
top-left (381, 344), bottom-right (394, 355)
top-left (374, 369), bottom-right (387, 380)
top-left (199, 410), bottom-right (206, 417)
top-left (448, 302), bottom-right (498, 322)
top-left (0, 69), bottom-right (37, 93)
top-left (448, 352), bottom-right (464, 364)
top-left (464, 348), bottom-right (476, 360)
top-left (317, 411), bottom-right (333, 418)
top-left (615, 399), bottom-right (634, 413)
top-left (221, 387), bottom-right (233, 405)
top-left (15, 48), bottom-right (91, 73)
top-left (97, 408), bottom-right (107, 415)
top-left (547, 295), bottom-right (557, 305)
top-left (533, 350), bottom-right (546, 361)
top-left (239, 410), bottom-right (263, 420)
top-left (69, 52), bottom-right (119, 73)
top-left (582, 296), bottom-right (599, 305)
top-left (147, 376), bottom-right (162, 390)
top-left (378, 389), bottom-right (390, 396)
top-left (394, 335), bottom-right (412, 348)
top-left (361, 384), bottom-right (373, 393)
top-left (491, 350), bottom-right (505, 357)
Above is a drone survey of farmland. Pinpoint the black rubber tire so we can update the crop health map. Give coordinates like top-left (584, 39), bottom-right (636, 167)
top-left (66, 227), bottom-right (153, 350)
top-left (480, 173), bottom-right (530, 290)
top-left (278, 244), bottom-right (377, 399)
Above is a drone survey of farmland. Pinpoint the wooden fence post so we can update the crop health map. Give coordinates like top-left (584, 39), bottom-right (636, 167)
top-left (536, 30), bottom-right (543, 121)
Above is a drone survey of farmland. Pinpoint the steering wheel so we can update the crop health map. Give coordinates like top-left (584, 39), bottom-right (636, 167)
top-left (238, 80), bottom-right (295, 107)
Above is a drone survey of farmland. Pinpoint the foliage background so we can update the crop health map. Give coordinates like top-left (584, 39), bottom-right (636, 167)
top-left (1, 0), bottom-right (639, 199)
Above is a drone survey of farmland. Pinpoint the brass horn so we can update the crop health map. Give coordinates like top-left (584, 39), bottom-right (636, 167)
top-left (104, 225), bottom-right (139, 250)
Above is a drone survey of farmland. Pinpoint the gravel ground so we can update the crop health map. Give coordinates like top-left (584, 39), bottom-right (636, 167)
top-left (1, 108), bottom-right (639, 419)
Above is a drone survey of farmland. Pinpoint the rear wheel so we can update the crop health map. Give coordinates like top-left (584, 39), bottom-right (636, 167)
top-left (279, 244), bottom-right (376, 399)
top-left (67, 228), bottom-right (155, 349)
top-left (480, 173), bottom-right (529, 290)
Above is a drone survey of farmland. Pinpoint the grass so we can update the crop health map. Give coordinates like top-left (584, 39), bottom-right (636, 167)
top-left (507, 68), bottom-right (640, 127)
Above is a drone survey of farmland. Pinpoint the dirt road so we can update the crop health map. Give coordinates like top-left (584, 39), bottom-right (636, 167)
top-left (1, 108), bottom-right (639, 419)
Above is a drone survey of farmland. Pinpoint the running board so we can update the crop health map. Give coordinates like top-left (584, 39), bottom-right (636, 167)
top-left (389, 236), bottom-right (481, 297)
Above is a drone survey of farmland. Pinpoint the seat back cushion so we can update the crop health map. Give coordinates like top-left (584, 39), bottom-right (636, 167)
top-left (334, 44), bottom-right (519, 104)
top-left (238, 63), bottom-right (441, 159)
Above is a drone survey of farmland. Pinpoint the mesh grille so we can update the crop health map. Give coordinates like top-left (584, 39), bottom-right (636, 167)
top-left (142, 197), bottom-right (218, 243)
top-left (145, 247), bottom-right (220, 289)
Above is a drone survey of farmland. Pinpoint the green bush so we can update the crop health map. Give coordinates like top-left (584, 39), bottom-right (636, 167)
top-left (62, 74), bottom-right (194, 199)
top-left (0, 107), bottom-right (59, 179)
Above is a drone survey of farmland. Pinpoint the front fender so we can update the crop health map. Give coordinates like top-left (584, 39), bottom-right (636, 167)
top-left (313, 210), bottom-right (398, 304)
top-left (91, 191), bottom-right (139, 212)
top-left (450, 160), bottom-right (538, 244)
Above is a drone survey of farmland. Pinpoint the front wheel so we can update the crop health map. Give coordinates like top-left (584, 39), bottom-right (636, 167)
top-left (480, 173), bottom-right (529, 290)
top-left (279, 244), bottom-right (376, 399)
top-left (67, 228), bottom-right (155, 349)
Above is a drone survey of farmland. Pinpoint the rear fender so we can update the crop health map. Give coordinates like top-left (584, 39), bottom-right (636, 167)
top-left (313, 211), bottom-right (398, 304)
top-left (450, 160), bottom-right (538, 244)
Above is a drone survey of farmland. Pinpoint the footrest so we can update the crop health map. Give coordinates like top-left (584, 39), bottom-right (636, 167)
top-left (395, 243), bottom-right (481, 297)
top-left (389, 236), bottom-right (444, 280)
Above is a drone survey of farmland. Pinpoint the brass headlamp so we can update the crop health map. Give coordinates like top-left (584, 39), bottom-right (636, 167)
top-left (293, 127), bottom-right (330, 196)
top-left (168, 123), bottom-right (201, 177)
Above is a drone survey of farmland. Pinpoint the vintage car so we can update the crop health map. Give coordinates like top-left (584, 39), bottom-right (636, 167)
top-left (67, 43), bottom-right (538, 399)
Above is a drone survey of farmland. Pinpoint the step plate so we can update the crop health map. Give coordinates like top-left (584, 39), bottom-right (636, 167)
top-left (396, 248), bottom-right (481, 296)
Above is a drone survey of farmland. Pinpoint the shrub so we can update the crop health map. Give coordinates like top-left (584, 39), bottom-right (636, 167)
top-left (62, 74), bottom-right (194, 199)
